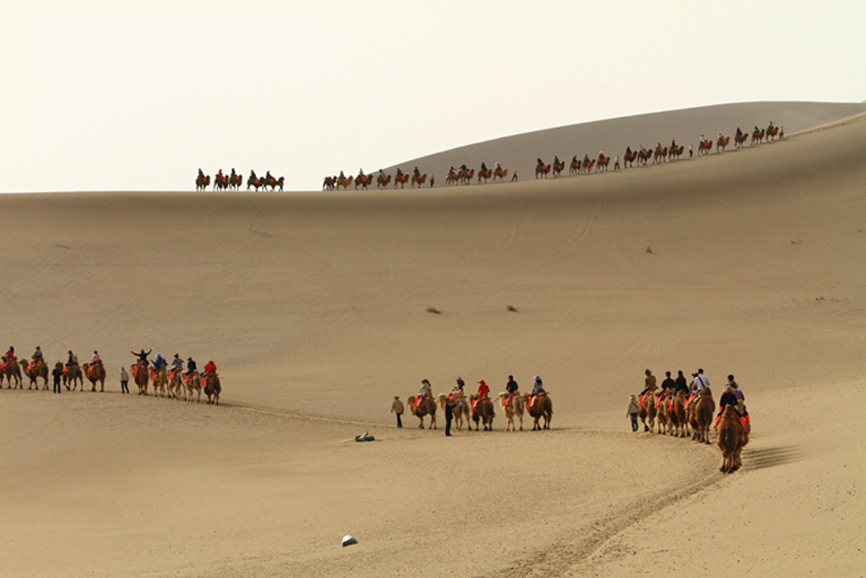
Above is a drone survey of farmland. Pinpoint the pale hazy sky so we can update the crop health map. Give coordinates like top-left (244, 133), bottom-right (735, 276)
top-left (2, 1), bottom-right (864, 193)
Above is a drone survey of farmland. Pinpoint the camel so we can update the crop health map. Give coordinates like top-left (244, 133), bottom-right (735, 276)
top-left (638, 390), bottom-right (657, 432)
top-left (230, 172), bottom-right (243, 190)
top-left (458, 168), bottom-right (475, 185)
top-left (690, 388), bottom-right (715, 444)
top-left (734, 131), bottom-right (749, 148)
top-left (195, 174), bottom-right (210, 191)
top-left (133, 362), bottom-right (149, 395)
top-left (1, 357), bottom-right (23, 389)
top-left (493, 166), bottom-right (508, 182)
top-left (716, 405), bottom-right (748, 473)
top-left (152, 366), bottom-right (168, 397)
top-left (716, 135), bottom-right (730, 153)
top-left (167, 369), bottom-right (184, 399)
top-left (82, 361), bottom-right (106, 392)
top-left (336, 175), bottom-right (354, 190)
top-left (376, 173), bottom-right (392, 189)
top-left (203, 373), bottom-right (221, 405)
top-left (655, 391), bottom-right (670, 434)
top-left (535, 162), bottom-right (551, 179)
top-left (623, 149), bottom-right (638, 168)
top-left (569, 158), bottom-right (581, 176)
top-left (354, 173), bottom-right (372, 190)
top-left (653, 146), bottom-right (668, 164)
top-left (411, 173), bottom-right (427, 188)
top-left (524, 392), bottom-right (552, 430)
top-left (581, 158), bottom-right (596, 174)
top-left (21, 359), bottom-right (49, 390)
top-left (751, 128), bottom-right (764, 146)
top-left (407, 394), bottom-right (437, 429)
top-left (670, 390), bottom-right (688, 438)
top-left (394, 173), bottom-right (410, 189)
top-left (596, 155), bottom-right (610, 172)
top-left (498, 391), bottom-right (525, 431)
top-left (63, 363), bottom-right (84, 391)
top-left (669, 144), bottom-right (685, 160)
top-left (246, 175), bottom-right (263, 191)
top-left (766, 122), bottom-right (780, 141)
top-left (185, 370), bottom-right (203, 402)
top-left (263, 175), bottom-right (284, 191)
top-left (697, 140), bottom-right (712, 156)
top-left (477, 167), bottom-right (493, 184)
top-left (322, 176), bottom-right (336, 190)
top-left (637, 148), bottom-right (653, 165)
top-left (551, 159), bottom-right (565, 178)
top-left (470, 395), bottom-right (495, 431)
top-left (438, 393), bottom-right (470, 431)
top-left (214, 172), bottom-right (229, 190)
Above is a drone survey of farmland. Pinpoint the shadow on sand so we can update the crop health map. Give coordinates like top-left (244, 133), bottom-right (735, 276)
top-left (744, 445), bottom-right (803, 470)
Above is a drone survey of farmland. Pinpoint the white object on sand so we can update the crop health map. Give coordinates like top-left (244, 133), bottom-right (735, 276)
top-left (342, 535), bottom-right (358, 547)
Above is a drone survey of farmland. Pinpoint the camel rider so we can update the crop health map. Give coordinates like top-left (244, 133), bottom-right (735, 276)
top-left (736, 127), bottom-right (743, 137)
top-left (536, 158), bottom-right (544, 167)
top-left (231, 168), bottom-right (237, 178)
top-left (250, 169), bottom-right (258, 181)
top-left (460, 164), bottom-right (467, 172)
top-left (198, 168), bottom-right (204, 179)
top-left (185, 357), bottom-right (197, 376)
top-left (203, 360), bottom-right (217, 378)
top-left (413, 166), bottom-right (420, 176)
top-left (690, 369), bottom-right (709, 394)
top-left (583, 153), bottom-right (590, 165)
top-left (597, 151), bottom-right (604, 160)
top-left (476, 379), bottom-right (490, 400)
top-left (91, 351), bottom-right (101, 366)
top-left (3, 346), bottom-right (15, 362)
top-left (639, 369), bottom-right (657, 398)
top-left (217, 168), bottom-right (224, 180)
top-left (456, 376), bottom-right (465, 391)
top-left (66, 350), bottom-right (79, 367)
top-left (754, 125), bottom-right (760, 133)
top-left (505, 375), bottom-right (519, 405)
top-left (358, 168), bottom-right (365, 177)
top-left (152, 353), bottom-right (167, 372)
top-left (727, 375), bottom-right (747, 415)
top-left (671, 139), bottom-right (677, 149)
top-left (675, 370), bottom-right (689, 396)
top-left (419, 378), bottom-right (432, 398)
top-left (626, 146), bottom-right (632, 156)
top-left (481, 161), bottom-right (488, 173)
top-left (32, 346), bottom-right (43, 362)
top-left (131, 349), bottom-right (152, 367)
top-left (171, 353), bottom-right (183, 377)
top-left (531, 375), bottom-right (545, 396)
top-left (339, 170), bottom-right (345, 179)
top-left (396, 167), bottom-right (404, 177)
top-left (495, 162), bottom-right (501, 170)
top-left (266, 170), bottom-right (273, 181)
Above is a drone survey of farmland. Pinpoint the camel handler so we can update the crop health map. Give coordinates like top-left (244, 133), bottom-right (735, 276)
top-left (120, 366), bottom-right (129, 394)
top-left (627, 394), bottom-right (640, 432)
top-left (391, 396), bottom-right (404, 428)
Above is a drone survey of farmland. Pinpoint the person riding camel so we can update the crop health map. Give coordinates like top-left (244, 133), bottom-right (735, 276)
top-left (736, 127), bottom-right (743, 136)
top-left (66, 350), bottom-right (79, 367)
top-left (152, 353), bottom-right (167, 372)
top-left (598, 150), bottom-right (605, 160)
top-left (217, 168), bottom-right (224, 180)
top-left (460, 164), bottom-right (467, 172)
top-left (583, 153), bottom-right (590, 165)
top-left (131, 348), bottom-right (151, 378)
top-left (639, 369), bottom-right (657, 399)
top-left (531, 375), bottom-right (545, 396)
top-left (231, 167), bottom-right (237, 178)
top-left (184, 357), bottom-right (197, 383)
top-left (203, 360), bottom-right (217, 379)
top-left (481, 161), bottom-right (488, 173)
top-left (198, 168), bottom-right (204, 179)
top-left (266, 170), bottom-right (273, 181)
top-left (91, 350), bottom-right (101, 366)
top-left (505, 375), bottom-right (519, 406)
top-left (415, 378), bottom-right (432, 407)
top-left (671, 138), bottom-right (677, 149)
top-left (626, 146), bottom-right (632, 156)
top-left (32, 346), bottom-right (43, 362)
top-left (536, 158), bottom-right (544, 167)
top-left (250, 169), bottom-right (258, 182)
top-left (170, 353), bottom-right (183, 378)
top-left (396, 167), bottom-right (404, 177)
top-left (494, 161), bottom-right (501, 170)
top-left (413, 166), bottom-right (420, 176)
top-left (3, 346), bottom-right (15, 362)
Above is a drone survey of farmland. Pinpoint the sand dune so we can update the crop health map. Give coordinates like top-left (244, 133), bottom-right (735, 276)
top-left (1, 103), bottom-right (865, 577)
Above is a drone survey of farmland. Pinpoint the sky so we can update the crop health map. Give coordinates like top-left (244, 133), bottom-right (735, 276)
top-left (1, 0), bottom-right (865, 193)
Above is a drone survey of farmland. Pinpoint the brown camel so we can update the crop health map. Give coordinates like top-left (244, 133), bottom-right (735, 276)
top-left (438, 393), bottom-right (469, 431)
top-left (734, 131), bottom-right (749, 148)
top-left (766, 123), bottom-right (780, 141)
top-left (82, 361), bottom-right (106, 392)
top-left (751, 128), bottom-right (764, 145)
top-left (716, 405), bottom-right (748, 473)
top-left (195, 174), bottom-right (210, 191)
top-left (655, 390), bottom-right (670, 434)
top-left (1, 357), bottom-right (23, 389)
top-left (596, 155), bottom-right (611, 172)
top-left (21, 359), bottom-right (49, 390)
top-left (551, 159), bottom-right (565, 177)
top-left (524, 392), bottom-right (552, 430)
top-left (569, 158), bottom-right (581, 176)
top-left (445, 169), bottom-right (459, 186)
top-left (407, 395), bottom-right (438, 429)
top-left (230, 172), bottom-right (243, 190)
top-left (493, 166), bottom-right (508, 182)
top-left (535, 162), bottom-right (551, 179)
top-left (411, 173), bottom-right (427, 188)
top-left (394, 173), bottom-right (410, 189)
top-left (623, 149), bottom-right (638, 168)
top-left (581, 158), bottom-right (596, 174)
top-left (151, 366), bottom-right (168, 397)
top-left (470, 395), bottom-right (495, 431)
top-left (322, 176), bottom-right (336, 190)
top-left (670, 390), bottom-right (688, 437)
top-left (377, 173), bottom-right (392, 189)
top-left (637, 148), bottom-right (653, 165)
top-left (185, 370), bottom-right (202, 402)
top-left (354, 173), bottom-right (372, 190)
top-left (669, 144), bottom-right (685, 160)
top-left (716, 135), bottom-right (730, 152)
top-left (246, 175), bottom-right (263, 191)
top-left (168, 370), bottom-right (184, 399)
top-left (133, 362), bottom-right (149, 395)
top-left (638, 390), bottom-right (657, 432)
top-left (653, 146), bottom-right (668, 163)
top-left (458, 168), bottom-right (475, 185)
top-left (203, 373), bottom-right (221, 405)
top-left (477, 168), bottom-right (493, 184)
top-left (697, 140), bottom-right (712, 156)
top-left (63, 363), bottom-right (84, 391)
top-left (336, 175), bottom-right (354, 190)
top-left (690, 388), bottom-right (715, 444)
top-left (498, 391), bottom-right (525, 431)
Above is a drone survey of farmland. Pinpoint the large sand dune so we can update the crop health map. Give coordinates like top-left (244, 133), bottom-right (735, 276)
top-left (1, 103), bottom-right (865, 577)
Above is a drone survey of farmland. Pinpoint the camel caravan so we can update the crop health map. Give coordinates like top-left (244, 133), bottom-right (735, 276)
top-left (195, 169), bottom-right (284, 192)
top-left (405, 375), bottom-right (553, 433)
top-left (633, 369), bottom-right (751, 474)
top-left (1, 346), bottom-right (223, 406)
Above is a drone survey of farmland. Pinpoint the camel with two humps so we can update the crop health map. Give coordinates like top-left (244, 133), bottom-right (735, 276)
top-left (716, 405), bottom-right (749, 473)
top-left (524, 392), bottom-right (552, 430)
top-left (407, 395), bottom-right (437, 429)
top-left (83, 361), bottom-right (106, 392)
top-left (470, 395), bottom-right (495, 431)
top-left (498, 391), bottom-right (525, 431)
top-left (21, 359), bottom-right (49, 390)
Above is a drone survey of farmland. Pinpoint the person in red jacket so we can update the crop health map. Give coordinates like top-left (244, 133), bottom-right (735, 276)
top-left (203, 360), bottom-right (217, 377)
top-left (476, 379), bottom-right (490, 399)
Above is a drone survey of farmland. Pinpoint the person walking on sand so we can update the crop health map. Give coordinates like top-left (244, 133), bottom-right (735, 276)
top-left (52, 362), bottom-right (63, 394)
top-left (391, 395), bottom-right (404, 428)
top-left (627, 394), bottom-right (640, 431)
top-left (444, 393), bottom-right (456, 436)
top-left (511, 170), bottom-right (518, 182)
top-left (120, 366), bottom-right (129, 394)
top-left (429, 172), bottom-right (435, 188)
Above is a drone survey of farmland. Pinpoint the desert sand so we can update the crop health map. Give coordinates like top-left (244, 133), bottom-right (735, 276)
top-left (1, 102), bottom-right (865, 578)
